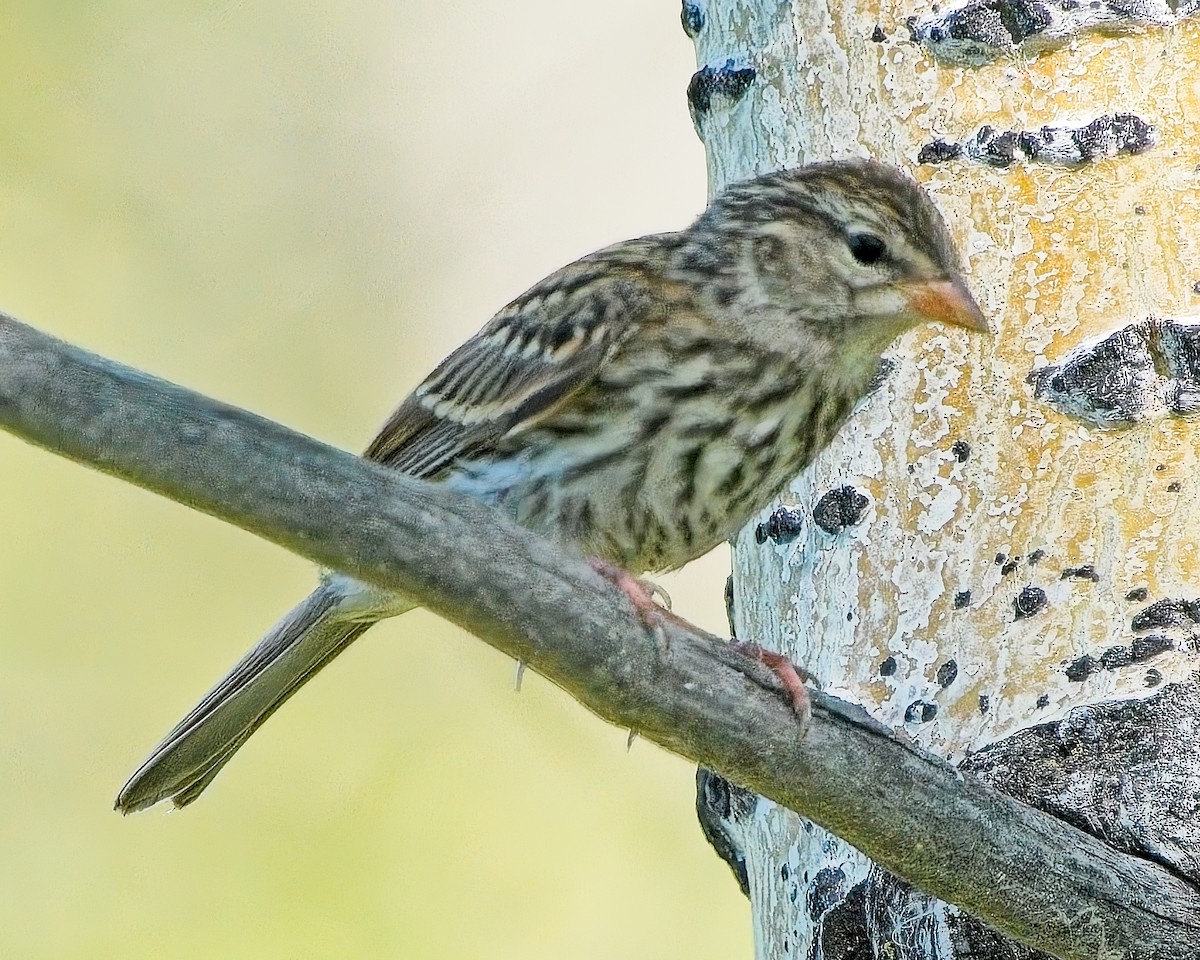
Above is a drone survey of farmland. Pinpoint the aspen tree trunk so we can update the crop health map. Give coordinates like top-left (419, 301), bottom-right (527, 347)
top-left (685, 0), bottom-right (1200, 956)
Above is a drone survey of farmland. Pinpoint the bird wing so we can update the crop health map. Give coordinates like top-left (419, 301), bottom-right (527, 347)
top-left (364, 248), bottom-right (662, 477)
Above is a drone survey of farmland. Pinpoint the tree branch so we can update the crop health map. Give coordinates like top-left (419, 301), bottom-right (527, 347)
top-left (1, 313), bottom-right (1196, 959)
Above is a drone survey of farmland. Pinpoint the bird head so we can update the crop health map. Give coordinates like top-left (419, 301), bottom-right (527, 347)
top-left (690, 159), bottom-right (988, 365)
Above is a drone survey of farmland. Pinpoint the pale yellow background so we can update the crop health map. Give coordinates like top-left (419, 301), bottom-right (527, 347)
top-left (0, 3), bottom-right (748, 958)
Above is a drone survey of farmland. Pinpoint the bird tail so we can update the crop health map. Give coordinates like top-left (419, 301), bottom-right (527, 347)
top-left (115, 582), bottom-right (412, 813)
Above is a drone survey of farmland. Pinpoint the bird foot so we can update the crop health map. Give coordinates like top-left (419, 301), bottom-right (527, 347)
top-left (733, 642), bottom-right (811, 724)
top-left (588, 558), bottom-right (672, 626)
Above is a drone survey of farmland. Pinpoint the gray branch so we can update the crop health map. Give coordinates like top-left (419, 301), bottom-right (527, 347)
top-left (0, 313), bottom-right (1196, 959)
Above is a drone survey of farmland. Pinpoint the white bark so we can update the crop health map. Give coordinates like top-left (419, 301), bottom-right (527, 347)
top-left (688, 0), bottom-right (1200, 956)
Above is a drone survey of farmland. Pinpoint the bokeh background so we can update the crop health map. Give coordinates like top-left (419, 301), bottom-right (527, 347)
top-left (0, 3), bottom-right (752, 958)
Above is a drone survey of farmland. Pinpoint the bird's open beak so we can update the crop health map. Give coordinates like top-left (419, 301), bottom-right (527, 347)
top-left (900, 277), bottom-right (990, 333)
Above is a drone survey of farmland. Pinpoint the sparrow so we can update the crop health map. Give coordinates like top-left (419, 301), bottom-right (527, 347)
top-left (116, 159), bottom-right (987, 812)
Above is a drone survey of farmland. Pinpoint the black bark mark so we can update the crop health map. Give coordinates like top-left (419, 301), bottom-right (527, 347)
top-left (910, 0), bottom-right (1199, 65)
top-left (919, 114), bottom-right (1154, 167)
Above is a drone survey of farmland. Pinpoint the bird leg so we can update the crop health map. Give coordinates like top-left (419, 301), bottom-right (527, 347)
top-left (733, 642), bottom-right (811, 723)
top-left (587, 558), bottom-right (673, 627)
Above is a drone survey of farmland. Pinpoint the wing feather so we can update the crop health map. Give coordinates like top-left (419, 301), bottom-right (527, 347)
top-left (364, 249), bottom-right (663, 477)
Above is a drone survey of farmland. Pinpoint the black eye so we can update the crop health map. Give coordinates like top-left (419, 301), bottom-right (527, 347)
top-left (848, 232), bottom-right (887, 265)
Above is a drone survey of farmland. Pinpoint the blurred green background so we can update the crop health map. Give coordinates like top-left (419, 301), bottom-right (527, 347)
top-left (0, 3), bottom-right (748, 958)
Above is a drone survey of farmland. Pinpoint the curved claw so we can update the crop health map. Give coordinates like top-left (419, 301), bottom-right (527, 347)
top-left (733, 642), bottom-right (812, 724)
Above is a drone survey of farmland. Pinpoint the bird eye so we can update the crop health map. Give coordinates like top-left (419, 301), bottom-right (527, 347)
top-left (847, 232), bottom-right (887, 265)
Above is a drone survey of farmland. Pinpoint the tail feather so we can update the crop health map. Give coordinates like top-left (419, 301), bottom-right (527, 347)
top-left (116, 584), bottom-right (403, 813)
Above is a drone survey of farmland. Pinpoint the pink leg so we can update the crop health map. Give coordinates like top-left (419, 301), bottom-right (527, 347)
top-left (588, 558), bottom-right (671, 627)
top-left (733, 642), bottom-right (811, 722)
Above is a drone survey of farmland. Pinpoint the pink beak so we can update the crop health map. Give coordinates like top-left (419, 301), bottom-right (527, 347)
top-left (900, 277), bottom-right (989, 333)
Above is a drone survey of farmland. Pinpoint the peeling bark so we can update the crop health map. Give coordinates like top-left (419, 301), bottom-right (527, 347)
top-left (687, 0), bottom-right (1200, 956)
